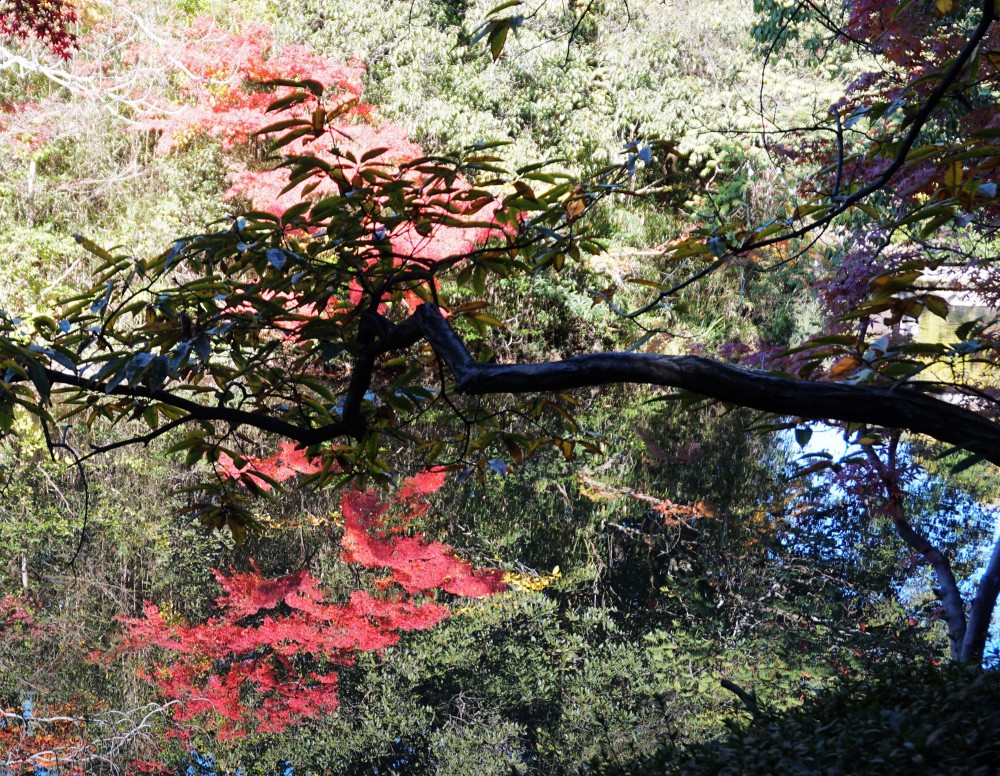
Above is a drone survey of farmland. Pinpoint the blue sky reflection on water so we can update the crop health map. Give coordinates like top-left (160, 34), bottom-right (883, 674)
top-left (783, 423), bottom-right (1000, 664)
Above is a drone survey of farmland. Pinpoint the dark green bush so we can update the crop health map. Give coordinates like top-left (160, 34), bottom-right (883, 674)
top-left (595, 664), bottom-right (1000, 776)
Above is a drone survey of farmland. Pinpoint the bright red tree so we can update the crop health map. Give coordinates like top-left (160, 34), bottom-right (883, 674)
top-left (120, 474), bottom-right (505, 741)
top-left (132, 16), bottom-right (494, 254)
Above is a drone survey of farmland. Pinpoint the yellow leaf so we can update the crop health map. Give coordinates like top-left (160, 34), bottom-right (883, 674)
top-left (944, 161), bottom-right (963, 191)
top-left (565, 186), bottom-right (586, 221)
top-left (227, 519), bottom-right (246, 547)
top-left (935, 0), bottom-right (954, 13)
top-left (73, 234), bottom-right (115, 263)
top-left (871, 269), bottom-right (923, 292)
top-left (469, 312), bottom-right (506, 329)
top-left (452, 300), bottom-right (491, 314)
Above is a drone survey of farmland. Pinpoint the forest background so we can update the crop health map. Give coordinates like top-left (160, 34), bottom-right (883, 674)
top-left (1, 0), bottom-right (1000, 773)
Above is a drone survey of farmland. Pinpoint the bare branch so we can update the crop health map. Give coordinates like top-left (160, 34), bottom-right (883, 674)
top-left (862, 444), bottom-right (967, 660)
top-left (721, 678), bottom-right (763, 721)
top-left (415, 304), bottom-right (1000, 468)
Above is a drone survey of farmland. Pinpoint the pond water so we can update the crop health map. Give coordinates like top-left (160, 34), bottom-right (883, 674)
top-left (911, 302), bottom-right (995, 384)
top-left (914, 304), bottom-right (994, 345)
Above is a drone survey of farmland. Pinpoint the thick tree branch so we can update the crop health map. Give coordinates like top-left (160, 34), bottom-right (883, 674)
top-left (880, 492), bottom-right (967, 661)
top-left (35, 302), bottom-right (1000, 478)
top-left (720, 678), bottom-right (763, 721)
top-left (962, 537), bottom-right (1000, 664)
top-left (415, 304), bottom-right (1000, 467)
top-left (861, 444), bottom-right (969, 660)
top-left (306, 310), bottom-right (425, 442)
top-left (39, 313), bottom-right (427, 448)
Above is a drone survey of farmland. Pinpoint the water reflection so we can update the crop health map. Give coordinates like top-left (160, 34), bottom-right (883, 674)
top-left (912, 303), bottom-right (995, 384)
top-left (786, 423), bottom-right (1000, 662)
top-left (915, 305), bottom-right (994, 346)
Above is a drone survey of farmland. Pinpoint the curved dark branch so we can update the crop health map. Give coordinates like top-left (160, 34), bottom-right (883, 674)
top-left (44, 367), bottom-right (349, 446)
top-left (84, 417), bottom-right (188, 460)
top-left (38, 299), bottom-right (1000, 472)
top-left (862, 444), bottom-right (967, 660)
top-left (720, 678), bottom-right (763, 721)
top-left (745, 0), bottom-right (996, 251)
top-left (415, 304), bottom-right (1000, 467)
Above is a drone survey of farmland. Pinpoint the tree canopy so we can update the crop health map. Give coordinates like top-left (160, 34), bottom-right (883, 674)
top-left (2, 0), bottom-right (1000, 772)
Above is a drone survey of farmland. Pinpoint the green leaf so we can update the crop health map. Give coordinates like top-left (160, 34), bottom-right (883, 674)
top-left (921, 295), bottom-right (950, 319)
top-left (264, 92), bottom-right (310, 114)
top-left (26, 360), bottom-right (50, 405)
top-left (487, 0), bottom-right (521, 16)
top-left (469, 312), bottom-right (506, 329)
top-left (870, 270), bottom-right (923, 295)
top-left (895, 205), bottom-right (956, 228)
top-left (489, 25), bottom-right (509, 61)
top-left (253, 118), bottom-right (312, 136)
top-left (954, 319), bottom-right (983, 340)
top-left (919, 213), bottom-right (955, 238)
top-left (270, 126), bottom-right (314, 150)
top-left (73, 234), bottom-right (115, 262)
top-left (185, 444), bottom-right (206, 468)
top-left (360, 147), bottom-right (390, 163)
top-left (280, 201), bottom-right (312, 224)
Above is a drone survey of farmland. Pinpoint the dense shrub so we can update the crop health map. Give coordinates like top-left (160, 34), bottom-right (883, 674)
top-left (596, 664), bottom-right (1000, 776)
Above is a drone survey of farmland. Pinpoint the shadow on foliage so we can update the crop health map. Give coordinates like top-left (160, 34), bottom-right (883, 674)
top-left (592, 663), bottom-right (1000, 776)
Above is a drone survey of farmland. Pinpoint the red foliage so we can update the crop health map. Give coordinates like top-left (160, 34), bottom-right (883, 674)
top-left (341, 471), bottom-right (507, 597)
top-left (835, 1), bottom-right (1000, 209)
top-left (133, 16), bottom-right (365, 154)
top-left (120, 476), bottom-right (505, 740)
top-left (126, 760), bottom-right (170, 775)
top-left (0, 592), bottom-right (38, 630)
top-left (729, 3), bottom-right (1000, 375)
top-left (0, 0), bottom-right (77, 58)
top-left (125, 15), bottom-right (498, 395)
top-left (130, 17), bottom-right (435, 223)
top-left (135, 17), bottom-right (497, 259)
top-left (215, 440), bottom-right (324, 491)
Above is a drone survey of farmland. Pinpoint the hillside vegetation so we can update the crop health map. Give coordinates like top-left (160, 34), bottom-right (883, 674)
top-left (2, 1), bottom-right (999, 774)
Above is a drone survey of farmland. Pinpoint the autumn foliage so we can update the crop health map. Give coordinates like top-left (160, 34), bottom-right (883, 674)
top-left (119, 473), bottom-right (505, 741)
top-left (133, 16), bottom-right (370, 157)
top-left (131, 16), bottom-right (496, 265)
top-left (0, 0), bottom-right (77, 58)
top-left (8, 0), bottom-right (1000, 770)
top-left (216, 440), bottom-right (325, 491)
top-left (832, 0), bottom-right (1000, 211)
